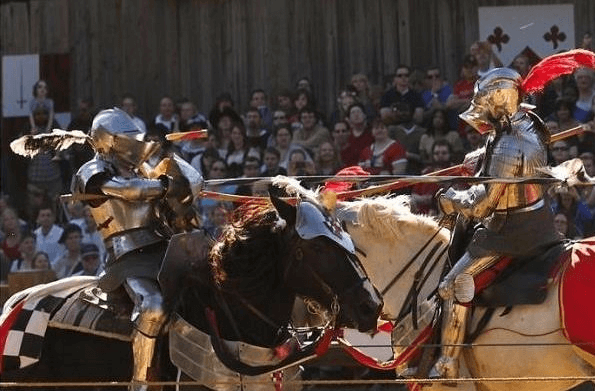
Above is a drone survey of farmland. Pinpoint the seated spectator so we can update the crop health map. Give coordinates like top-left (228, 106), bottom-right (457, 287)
top-left (350, 73), bottom-right (376, 119)
top-left (287, 149), bottom-right (316, 178)
top-left (78, 206), bottom-right (106, 262)
top-left (271, 109), bottom-right (290, 132)
top-left (73, 243), bottom-right (104, 277)
top-left (190, 147), bottom-right (222, 178)
top-left (380, 65), bottom-right (424, 125)
top-left (573, 68), bottom-right (595, 123)
top-left (152, 95), bottom-right (179, 133)
top-left (343, 103), bottom-right (374, 167)
top-left (411, 140), bottom-right (454, 215)
top-left (419, 108), bottom-right (464, 164)
top-left (249, 89), bottom-right (273, 129)
top-left (261, 147), bottom-right (287, 177)
top-left (549, 140), bottom-right (572, 166)
top-left (235, 156), bottom-right (262, 196)
top-left (9, 231), bottom-right (37, 272)
top-left (32, 251), bottom-right (51, 270)
top-left (179, 99), bottom-right (209, 131)
top-left (315, 141), bottom-right (342, 176)
top-left (447, 54), bottom-right (478, 134)
top-left (291, 89), bottom-right (316, 124)
top-left (225, 122), bottom-right (260, 178)
top-left (245, 107), bottom-right (270, 153)
top-left (273, 124), bottom-right (312, 170)
top-left (553, 213), bottom-right (570, 239)
top-left (579, 152), bottom-right (595, 216)
top-left (34, 205), bottom-right (64, 265)
top-left (388, 102), bottom-right (426, 174)
top-left (463, 124), bottom-right (485, 152)
top-left (213, 106), bottom-right (242, 152)
top-left (330, 85), bottom-right (358, 125)
top-left (120, 93), bottom-right (147, 133)
top-left (359, 119), bottom-right (407, 175)
top-left (472, 41), bottom-right (502, 77)
top-left (1, 207), bottom-right (25, 263)
top-left (198, 159), bottom-right (236, 221)
top-left (292, 107), bottom-right (331, 158)
top-left (421, 66), bottom-right (453, 124)
top-left (208, 92), bottom-right (236, 129)
top-left (204, 203), bottom-right (230, 239)
top-left (275, 89), bottom-right (295, 117)
top-left (53, 223), bottom-right (83, 279)
top-left (331, 121), bottom-right (351, 169)
top-left (550, 186), bottom-right (593, 239)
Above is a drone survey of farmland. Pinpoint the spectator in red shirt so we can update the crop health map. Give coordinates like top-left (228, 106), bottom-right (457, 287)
top-left (359, 119), bottom-right (407, 175)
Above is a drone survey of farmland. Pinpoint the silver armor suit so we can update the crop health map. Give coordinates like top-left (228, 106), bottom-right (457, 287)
top-left (73, 108), bottom-right (203, 390)
top-left (430, 69), bottom-right (560, 379)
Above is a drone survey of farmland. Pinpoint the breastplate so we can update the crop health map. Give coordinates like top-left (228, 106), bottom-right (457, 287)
top-left (90, 198), bottom-right (158, 240)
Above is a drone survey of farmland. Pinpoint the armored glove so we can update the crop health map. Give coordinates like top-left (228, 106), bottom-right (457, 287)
top-left (436, 188), bottom-right (457, 216)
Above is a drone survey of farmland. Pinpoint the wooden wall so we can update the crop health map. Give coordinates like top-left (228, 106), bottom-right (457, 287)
top-left (1, 0), bottom-right (594, 121)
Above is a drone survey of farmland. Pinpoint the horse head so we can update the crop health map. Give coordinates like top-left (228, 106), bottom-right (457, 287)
top-left (269, 193), bottom-right (382, 333)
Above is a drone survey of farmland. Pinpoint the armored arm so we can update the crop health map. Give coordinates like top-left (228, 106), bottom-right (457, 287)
top-left (101, 176), bottom-right (168, 200)
top-left (439, 136), bottom-right (521, 219)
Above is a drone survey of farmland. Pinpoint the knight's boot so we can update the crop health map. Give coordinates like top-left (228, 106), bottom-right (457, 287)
top-left (429, 300), bottom-right (469, 379)
top-left (130, 330), bottom-right (158, 391)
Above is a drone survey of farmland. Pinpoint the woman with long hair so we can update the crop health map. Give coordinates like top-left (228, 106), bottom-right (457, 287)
top-left (359, 119), bottom-right (407, 175)
top-left (314, 141), bottom-right (342, 176)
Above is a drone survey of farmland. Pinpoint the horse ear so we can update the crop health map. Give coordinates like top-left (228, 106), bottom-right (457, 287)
top-left (269, 192), bottom-right (296, 226)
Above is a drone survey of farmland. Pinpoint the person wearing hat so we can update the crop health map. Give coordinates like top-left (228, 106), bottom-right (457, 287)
top-left (73, 243), bottom-right (104, 277)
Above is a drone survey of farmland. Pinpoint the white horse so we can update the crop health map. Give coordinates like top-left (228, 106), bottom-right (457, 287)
top-left (337, 195), bottom-right (595, 391)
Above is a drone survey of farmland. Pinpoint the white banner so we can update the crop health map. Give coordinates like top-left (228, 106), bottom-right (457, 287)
top-left (479, 5), bottom-right (575, 66)
top-left (2, 54), bottom-right (40, 118)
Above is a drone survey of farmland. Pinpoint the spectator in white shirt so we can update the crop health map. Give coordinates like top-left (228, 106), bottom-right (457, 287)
top-left (34, 206), bottom-right (64, 265)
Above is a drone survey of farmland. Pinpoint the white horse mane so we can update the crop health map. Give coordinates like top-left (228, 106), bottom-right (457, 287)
top-left (341, 195), bottom-right (441, 240)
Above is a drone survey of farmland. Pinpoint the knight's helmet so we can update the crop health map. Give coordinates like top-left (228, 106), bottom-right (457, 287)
top-left (90, 107), bottom-right (160, 168)
top-left (460, 68), bottom-right (522, 134)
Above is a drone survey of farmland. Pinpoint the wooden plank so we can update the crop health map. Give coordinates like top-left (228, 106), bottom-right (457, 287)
top-left (0, 2), bottom-right (31, 54)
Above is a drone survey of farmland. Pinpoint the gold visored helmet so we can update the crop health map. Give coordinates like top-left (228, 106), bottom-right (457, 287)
top-left (90, 107), bottom-right (160, 168)
top-left (460, 68), bottom-right (522, 134)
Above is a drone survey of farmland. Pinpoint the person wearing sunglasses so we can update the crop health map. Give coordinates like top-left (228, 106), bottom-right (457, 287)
top-left (380, 65), bottom-right (424, 126)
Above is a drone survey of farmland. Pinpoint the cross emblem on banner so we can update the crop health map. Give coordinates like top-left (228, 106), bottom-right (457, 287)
top-left (487, 27), bottom-right (510, 52)
top-left (544, 25), bottom-right (566, 50)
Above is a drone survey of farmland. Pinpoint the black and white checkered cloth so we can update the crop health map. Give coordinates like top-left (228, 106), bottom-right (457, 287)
top-left (1, 277), bottom-right (96, 371)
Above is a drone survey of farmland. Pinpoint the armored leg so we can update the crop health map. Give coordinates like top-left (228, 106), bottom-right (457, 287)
top-left (431, 252), bottom-right (499, 379)
top-left (125, 277), bottom-right (168, 391)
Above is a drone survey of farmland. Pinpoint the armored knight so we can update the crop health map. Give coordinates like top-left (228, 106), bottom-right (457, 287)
top-left (72, 108), bottom-right (203, 390)
top-left (432, 68), bottom-right (561, 378)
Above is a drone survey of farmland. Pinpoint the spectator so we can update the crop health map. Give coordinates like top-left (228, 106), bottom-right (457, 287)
top-left (261, 147), bottom-right (287, 176)
top-left (293, 107), bottom-right (331, 157)
top-left (208, 92), bottom-right (236, 127)
top-left (272, 109), bottom-right (289, 132)
top-left (32, 251), bottom-right (51, 270)
top-left (179, 100), bottom-right (209, 131)
top-left (447, 54), bottom-right (478, 133)
top-left (331, 120), bottom-right (351, 168)
top-left (330, 85), bottom-right (358, 125)
top-left (553, 213), bottom-right (570, 239)
top-left (292, 89), bottom-right (316, 124)
top-left (579, 152), bottom-right (595, 214)
top-left (388, 102), bottom-right (426, 174)
top-left (1, 208), bottom-right (25, 264)
top-left (190, 147), bottom-right (222, 178)
top-left (287, 149), bottom-right (316, 177)
top-left (342, 103), bottom-right (374, 168)
top-left (471, 41), bottom-right (502, 77)
top-left (578, 31), bottom-right (593, 52)
top-left (249, 89), bottom-right (273, 129)
top-left (421, 66), bottom-right (453, 122)
top-left (419, 108), bottom-right (464, 164)
top-left (204, 203), bottom-right (230, 239)
top-left (573, 68), bottom-right (595, 123)
top-left (29, 80), bottom-right (55, 133)
top-left (463, 124), bottom-right (485, 152)
top-left (549, 140), bottom-right (571, 166)
top-left (120, 93), bottom-right (147, 133)
top-left (351, 73), bottom-right (376, 117)
top-left (215, 107), bottom-right (242, 152)
top-left (73, 243), bottom-right (104, 277)
top-left (198, 158), bottom-right (236, 221)
top-left (53, 223), bottom-right (83, 279)
top-left (26, 106), bottom-right (63, 204)
top-left (245, 107), bottom-right (270, 154)
top-left (512, 54), bottom-right (531, 78)
top-left (34, 205), bottom-right (64, 265)
top-left (296, 77), bottom-right (313, 93)
top-left (235, 156), bottom-right (262, 196)
top-left (315, 141), bottom-right (342, 176)
top-left (10, 231), bottom-right (37, 272)
top-left (359, 119), bottom-right (407, 175)
top-left (540, 76), bottom-right (574, 120)
top-left (550, 186), bottom-right (593, 239)
top-left (380, 65), bottom-right (424, 125)
top-left (274, 90), bottom-right (296, 121)
top-left (273, 124), bottom-right (312, 170)
top-left (152, 95), bottom-right (179, 133)
top-left (225, 122), bottom-right (260, 178)
top-left (411, 139), bottom-right (454, 215)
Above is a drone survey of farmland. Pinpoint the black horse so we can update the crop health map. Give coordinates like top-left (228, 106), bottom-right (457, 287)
top-left (1, 195), bottom-right (383, 390)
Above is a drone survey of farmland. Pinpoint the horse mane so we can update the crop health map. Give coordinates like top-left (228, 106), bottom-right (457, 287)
top-left (209, 201), bottom-right (287, 299)
top-left (341, 195), bottom-right (441, 240)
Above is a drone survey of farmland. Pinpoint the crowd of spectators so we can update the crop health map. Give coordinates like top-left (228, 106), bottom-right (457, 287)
top-left (2, 35), bottom-right (595, 284)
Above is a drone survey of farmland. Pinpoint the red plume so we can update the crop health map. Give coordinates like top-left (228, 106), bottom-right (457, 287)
top-left (521, 49), bottom-right (595, 94)
top-left (323, 166), bottom-right (370, 193)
